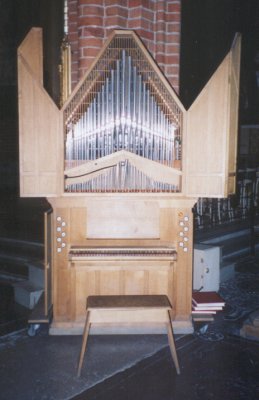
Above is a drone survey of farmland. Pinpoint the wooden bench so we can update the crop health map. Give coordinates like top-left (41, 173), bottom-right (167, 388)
top-left (77, 294), bottom-right (180, 377)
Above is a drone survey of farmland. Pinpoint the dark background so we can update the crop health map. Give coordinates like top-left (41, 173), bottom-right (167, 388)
top-left (180, 0), bottom-right (259, 123)
top-left (0, 0), bottom-right (258, 242)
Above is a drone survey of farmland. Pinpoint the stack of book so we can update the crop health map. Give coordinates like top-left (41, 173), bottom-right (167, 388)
top-left (192, 291), bottom-right (225, 322)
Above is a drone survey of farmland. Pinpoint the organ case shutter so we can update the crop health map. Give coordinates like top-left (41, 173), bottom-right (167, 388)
top-left (184, 34), bottom-right (241, 198)
top-left (18, 28), bottom-right (62, 197)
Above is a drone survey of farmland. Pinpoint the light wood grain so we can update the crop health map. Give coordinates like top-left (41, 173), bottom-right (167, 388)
top-left (184, 34), bottom-right (241, 198)
top-left (18, 28), bottom-right (62, 197)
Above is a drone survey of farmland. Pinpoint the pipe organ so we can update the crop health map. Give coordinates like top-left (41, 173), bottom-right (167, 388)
top-left (18, 29), bottom-right (241, 334)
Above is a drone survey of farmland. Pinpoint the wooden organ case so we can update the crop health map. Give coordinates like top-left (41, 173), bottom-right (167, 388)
top-left (18, 29), bottom-right (241, 334)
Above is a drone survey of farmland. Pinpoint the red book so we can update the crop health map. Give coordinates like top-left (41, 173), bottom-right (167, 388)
top-left (192, 291), bottom-right (225, 307)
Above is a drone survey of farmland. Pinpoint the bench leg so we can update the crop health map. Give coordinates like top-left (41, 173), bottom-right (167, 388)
top-left (77, 310), bottom-right (91, 377)
top-left (166, 310), bottom-right (180, 375)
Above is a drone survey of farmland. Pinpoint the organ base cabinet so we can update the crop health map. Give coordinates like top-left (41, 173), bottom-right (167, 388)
top-left (48, 196), bottom-right (195, 334)
top-left (17, 29), bottom-right (241, 334)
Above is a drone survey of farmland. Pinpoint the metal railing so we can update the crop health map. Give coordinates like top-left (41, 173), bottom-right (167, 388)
top-left (194, 168), bottom-right (259, 230)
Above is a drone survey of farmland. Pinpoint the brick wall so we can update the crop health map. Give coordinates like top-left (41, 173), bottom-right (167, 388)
top-left (67, 0), bottom-right (181, 92)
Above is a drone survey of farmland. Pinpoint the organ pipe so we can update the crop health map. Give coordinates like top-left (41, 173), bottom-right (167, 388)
top-left (64, 46), bottom-right (182, 193)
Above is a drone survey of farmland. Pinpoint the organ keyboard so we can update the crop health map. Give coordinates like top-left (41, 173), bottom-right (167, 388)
top-left (69, 246), bottom-right (177, 261)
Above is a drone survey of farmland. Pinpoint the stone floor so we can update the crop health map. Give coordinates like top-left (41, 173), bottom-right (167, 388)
top-left (0, 256), bottom-right (258, 400)
top-left (74, 333), bottom-right (259, 400)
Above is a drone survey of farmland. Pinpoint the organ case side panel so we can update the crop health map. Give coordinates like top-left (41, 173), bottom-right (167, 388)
top-left (18, 28), bottom-right (62, 197)
top-left (18, 27), bottom-right (43, 84)
top-left (184, 34), bottom-right (241, 198)
top-left (226, 34), bottom-right (241, 194)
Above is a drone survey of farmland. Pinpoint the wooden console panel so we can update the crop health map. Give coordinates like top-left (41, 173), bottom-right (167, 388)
top-left (48, 195), bottom-right (195, 334)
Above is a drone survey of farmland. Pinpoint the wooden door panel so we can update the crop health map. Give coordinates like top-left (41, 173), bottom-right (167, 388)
top-left (184, 34), bottom-right (241, 198)
top-left (18, 28), bottom-right (62, 197)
